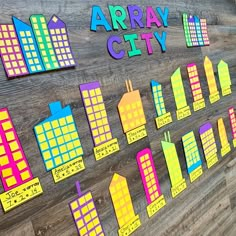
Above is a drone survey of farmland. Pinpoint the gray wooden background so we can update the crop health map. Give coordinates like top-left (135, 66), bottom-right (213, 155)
top-left (0, 0), bottom-right (236, 235)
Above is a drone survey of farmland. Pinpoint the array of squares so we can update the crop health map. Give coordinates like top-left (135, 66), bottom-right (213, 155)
top-left (0, 14), bottom-right (75, 78)
top-left (34, 101), bottom-right (84, 171)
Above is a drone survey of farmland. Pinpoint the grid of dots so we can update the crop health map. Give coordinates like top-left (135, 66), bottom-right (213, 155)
top-left (199, 124), bottom-right (217, 158)
top-left (187, 64), bottom-right (203, 102)
top-left (70, 192), bottom-right (105, 236)
top-left (109, 173), bottom-right (135, 228)
top-left (200, 19), bottom-right (210, 45)
top-left (48, 15), bottom-right (75, 68)
top-left (161, 141), bottom-right (183, 187)
top-left (171, 68), bottom-right (187, 110)
top-left (0, 108), bottom-right (33, 191)
top-left (218, 118), bottom-right (229, 148)
top-left (118, 90), bottom-right (146, 133)
top-left (204, 56), bottom-right (218, 95)
top-left (30, 15), bottom-right (59, 71)
top-left (34, 114), bottom-right (83, 171)
top-left (151, 80), bottom-right (166, 117)
top-left (228, 107), bottom-right (236, 140)
top-left (80, 82), bottom-right (112, 147)
top-left (12, 17), bottom-right (45, 74)
top-left (182, 131), bottom-right (202, 174)
top-left (137, 150), bottom-right (161, 205)
top-left (218, 60), bottom-right (231, 90)
top-left (0, 24), bottom-right (28, 77)
top-left (183, 13), bottom-right (192, 47)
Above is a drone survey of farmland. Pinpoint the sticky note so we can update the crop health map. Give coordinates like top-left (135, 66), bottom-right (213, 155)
top-left (12, 16), bottom-right (45, 74)
top-left (182, 131), bottom-right (203, 182)
top-left (0, 108), bottom-right (33, 191)
top-left (182, 13), bottom-right (209, 47)
top-left (109, 173), bottom-right (141, 236)
top-left (48, 15), bottom-right (76, 68)
top-left (0, 24), bottom-right (29, 77)
top-left (218, 118), bottom-right (231, 157)
top-left (136, 148), bottom-right (166, 217)
top-left (228, 107), bottom-right (236, 148)
top-left (171, 68), bottom-right (191, 120)
top-left (218, 60), bottom-right (232, 96)
top-left (69, 181), bottom-right (105, 236)
top-left (187, 63), bottom-right (205, 111)
top-left (34, 101), bottom-right (84, 172)
top-left (30, 14), bottom-right (59, 71)
top-left (118, 80), bottom-right (147, 144)
top-left (161, 132), bottom-right (187, 198)
top-left (199, 122), bottom-right (218, 168)
top-left (204, 56), bottom-right (220, 104)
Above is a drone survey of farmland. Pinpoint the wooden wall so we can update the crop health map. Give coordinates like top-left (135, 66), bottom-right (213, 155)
top-left (0, 0), bottom-right (236, 235)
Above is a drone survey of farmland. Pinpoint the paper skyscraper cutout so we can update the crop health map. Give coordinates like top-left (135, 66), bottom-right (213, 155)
top-left (161, 131), bottom-right (187, 198)
top-left (0, 108), bottom-right (43, 212)
top-left (204, 56), bottom-right (220, 104)
top-left (199, 122), bottom-right (218, 168)
top-left (0, 24), bottom-right (29, 77)
top-left (218, 60), bottom-right (232, 96)
top-left (0, 14), bottom-right (75, 78)
top-left (228, 107), bottom-right (236, 148)
top-left (136, 148), bottom-right (166, 217)
top-left (12, 17), bottom-right (45, 74)
top-left (217, 118), bottom-right (231, 157)
top-left (187, 63), bottom-right (205, 111)
top-left (150, 80), bottom-right (172, 129)
top-left (118, 80), bottom-right (147, 144)
top-left (48, 15), bottom-right (76, 68)
top-left (80, 81), bottom-right (119, 161)
top-left (69, 181), bottom-right (105, 236)
top-left (182, 13), bottom-right (210, 47)
top-left (171, 68), bottom-right (191, 120)
top-left (34, 101), bottom-right (85, 183)
top-left (109, 173), bottom-right (141, 236)
top-left (182, 131), bottom-right (203, 182)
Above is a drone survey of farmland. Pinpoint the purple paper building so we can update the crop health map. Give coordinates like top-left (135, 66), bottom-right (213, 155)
top-left (48, 15), bottom-right (76, 68)
top-left (69, 181), bottom-right (105, 236)
top-left (79, 81), bottom-right (113, 147)
top-left (0, 24), bottom-right (29, 78)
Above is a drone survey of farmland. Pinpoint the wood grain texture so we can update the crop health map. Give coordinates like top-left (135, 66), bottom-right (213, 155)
top-left (0, 0), bottom-right (236, 235)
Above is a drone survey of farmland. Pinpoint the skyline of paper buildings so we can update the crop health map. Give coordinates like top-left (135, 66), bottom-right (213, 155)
top-left (34, 101), bottom-right (83, 171)
top-left (183, 13), bottom-right (210, 47)
top-left (69, 181), bottom-right (105, 236)
top-left (0, 108), bottom-right (33, 191)
top-left (0, 14), bottom-right (75, 78)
